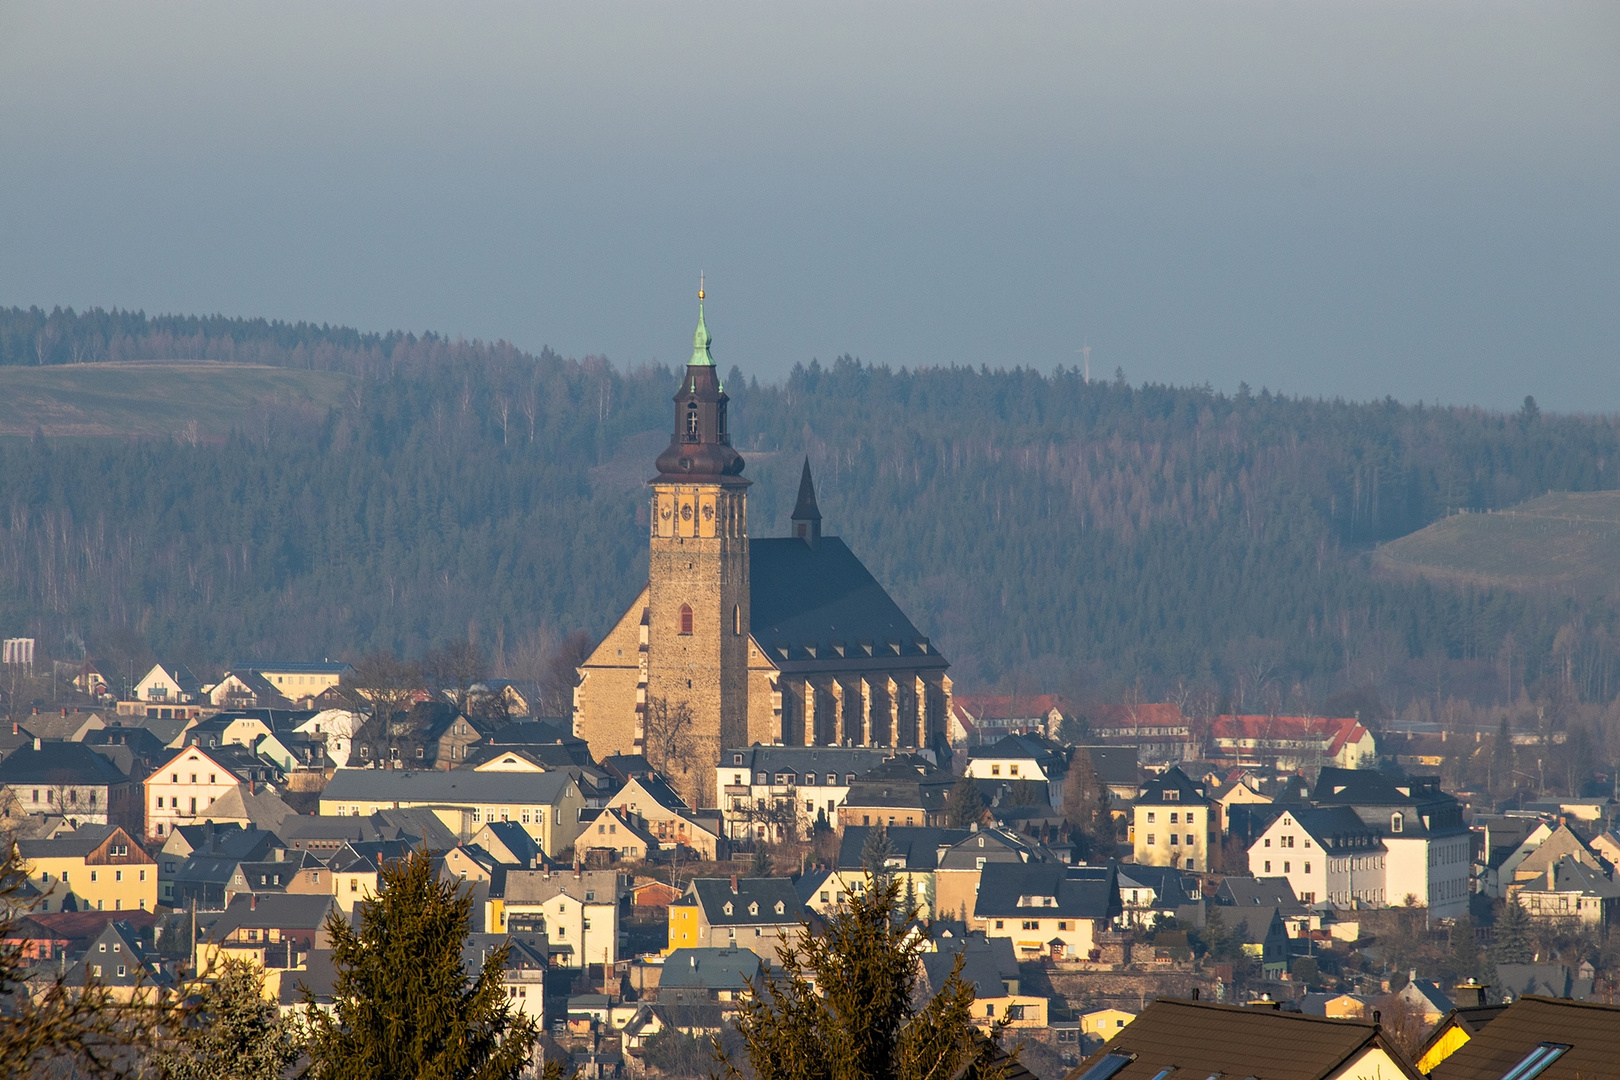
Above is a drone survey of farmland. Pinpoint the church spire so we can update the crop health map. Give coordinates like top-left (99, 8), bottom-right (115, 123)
top-left (791, 456), bottom-right (822, 547)
top-left (690, 276), bottom-right (715, 367)
top-left (653, 283), bottom-right (747, 484)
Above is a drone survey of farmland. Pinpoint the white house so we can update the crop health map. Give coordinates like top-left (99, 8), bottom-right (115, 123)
top-left (494, 868), bottom-right (622, 969)
top-left (1312, 768), bottom-right (1472, 918)
top-left (962, 734), bottom-right (1068, 807)
top-left (1248, 806), bottom-right (1387, 908)
top-left (717, 746), bottom-right (892, 841)
top-left (142, 744), bottom-right (280, 840)
top-left (135, 663), bottom-right (203, 705)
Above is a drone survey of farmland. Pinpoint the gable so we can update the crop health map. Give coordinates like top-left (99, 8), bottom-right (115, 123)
top-left (580, 585), bottom-right (650, 672)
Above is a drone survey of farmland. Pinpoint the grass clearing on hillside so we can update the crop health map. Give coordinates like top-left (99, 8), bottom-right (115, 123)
top-left (0, 361), bottom-right (352, 438)
top-left (1374, 490), bottom-right (1620, 597)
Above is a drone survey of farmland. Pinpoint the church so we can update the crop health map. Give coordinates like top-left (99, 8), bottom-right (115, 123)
top-left (573, 294), bottom-right (954, 808)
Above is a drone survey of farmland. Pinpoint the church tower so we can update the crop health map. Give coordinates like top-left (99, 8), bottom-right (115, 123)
top-left (643, 288), bottom-right (750, 807)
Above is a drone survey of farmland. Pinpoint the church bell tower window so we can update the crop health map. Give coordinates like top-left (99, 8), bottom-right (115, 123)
top-left (679, 605), bottom-right (694, 635)
top-left (686, 405), bottom-right (700, 440)
top-left (733, 605), bottom-right (741, 636)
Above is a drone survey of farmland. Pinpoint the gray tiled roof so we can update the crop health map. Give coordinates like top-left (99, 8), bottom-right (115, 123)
top-left (321, 768), bottom-right (576, 805)
top-left (0, 742), bottom-right (131, 786)
top-left (721, 746), bottom-right (892, 781)
top-left (17, 824), bottom-right (123, 859)
top-left (660, 947), bottom-right (764, 990)
top-left (972, 863), bottom-right (1120, 921)
top-left (748, 538), bottom-right (948, 674)
top-left (689, 878), bottom-right (802, 925)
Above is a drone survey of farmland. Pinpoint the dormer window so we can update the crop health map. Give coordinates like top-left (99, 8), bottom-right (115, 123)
top-left (749, 902), bottom-right (759, 916)
top-left (775, 901), bottom-right (785, 915)
top-left (1391, 813), bottom-right (1404, 834)
top-left (1164, 790), bottom-right (1179, 802)
top-left (733, 754), bottom-right (743, 765)
top-left (724, 902), bottom-right (733, 916)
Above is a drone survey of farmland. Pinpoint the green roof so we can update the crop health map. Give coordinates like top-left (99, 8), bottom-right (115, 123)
top-left (689, 301), bottom-right (715, 367)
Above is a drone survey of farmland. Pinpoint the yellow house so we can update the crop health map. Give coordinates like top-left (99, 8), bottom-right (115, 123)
top-left (318, 768), bottom-right (585, 857)
top-left (1082, 1008), bottom-right (1137, 1041)
top-left (18, 825), bottom-right (157, 914)
top-left (668, 896), bottom-right (702, 952)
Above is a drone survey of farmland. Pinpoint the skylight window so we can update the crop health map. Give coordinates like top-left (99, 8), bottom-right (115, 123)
top-left (1499, 1043), bottom-right (1569, 1080)
top-left (1073, 1052), bottom-right (1136, 1080)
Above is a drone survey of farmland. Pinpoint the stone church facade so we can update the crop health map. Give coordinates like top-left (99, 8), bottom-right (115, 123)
top-left (573, 297), bottom-right (952, 808)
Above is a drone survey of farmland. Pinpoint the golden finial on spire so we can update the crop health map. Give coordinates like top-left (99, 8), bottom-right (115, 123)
top-left (698, 271), bottom-right (705, 301)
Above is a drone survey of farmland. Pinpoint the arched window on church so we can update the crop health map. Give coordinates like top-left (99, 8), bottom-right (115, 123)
top-left (733, 604), bottom-right (742, 636)
top-left (679, 604), bottom-right (694, 635)
top-left (686, 405), bottom-right (699, 439)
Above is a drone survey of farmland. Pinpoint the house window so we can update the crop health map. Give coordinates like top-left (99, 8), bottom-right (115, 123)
top-left (1185, 835), bottom-right (1195, 846)
top-left (994, 920), bottom-right (1004, 929)
top-left (991, 765), bottom-right (1001, 776)
top-left (1264, 861), bottom-right (1271, 873)
top-left (1283, 861), bottom-right (1290, 873)
top-left (1391, 813), bottom-right (1404, 833)
top-left (1146, 834), bottom-right (1155, 846)
top-left (679, 605), bottom-right (694, 635)
top-left (1146, 812), bottom-right (1155, 823)
top-left (1022, 920), bottom-right (1039, 930)
top-left (1170, 813), bottom-right (1178, 824)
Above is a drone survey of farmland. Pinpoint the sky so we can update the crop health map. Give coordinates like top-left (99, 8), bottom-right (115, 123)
top-left (1, 2), bottom-right (1617, 411)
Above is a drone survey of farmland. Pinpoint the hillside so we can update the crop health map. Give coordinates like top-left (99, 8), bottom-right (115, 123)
top-left (5, 304), bottom-right (1620, 711)
top-left (1375, 491), bottom-right (1620, 598)
top-left (0, 361), bottom-right (352, 438)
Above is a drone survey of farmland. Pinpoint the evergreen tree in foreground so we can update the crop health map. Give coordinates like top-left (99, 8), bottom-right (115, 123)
top-left (301, 849), bottom-right (537, 1080)
top-left (156, 957), bottom-right (300, 1080)
top-left (717, 875), bottom-right (1014, 1080)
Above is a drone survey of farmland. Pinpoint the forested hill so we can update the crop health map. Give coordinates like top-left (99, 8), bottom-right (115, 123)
top-left (4, 303), bottom-right (1620, 713)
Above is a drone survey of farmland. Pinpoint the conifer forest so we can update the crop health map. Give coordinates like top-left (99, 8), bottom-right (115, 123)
top-left (4, 305), bottom-right (1620, 719)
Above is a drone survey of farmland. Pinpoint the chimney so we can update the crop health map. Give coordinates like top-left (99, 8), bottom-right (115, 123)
top-left (1548, 863), bottom-right (1557, 890)
top-left (274, 848), bottom-right (285, 862)
top-left (33, 737), bottom-right (41, 751)
top-left (730, 874), bottom-right (739, 894)
top-left (1373, 1009), bottom-right (1381, 1027)
top-left (61, 707), bottom-right (67, 717)
top-left (249, 894), bottom-right (258, 910)
top-left (1453, 979), bottom-right (1487, 1008)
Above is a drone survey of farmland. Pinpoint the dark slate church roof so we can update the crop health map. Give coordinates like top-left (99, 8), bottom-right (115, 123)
top-left (748, 537), bottom-right (947, 675)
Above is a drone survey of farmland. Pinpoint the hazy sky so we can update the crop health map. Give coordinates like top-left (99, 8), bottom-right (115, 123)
top-left (2, 2), bottom-right (1617, 411)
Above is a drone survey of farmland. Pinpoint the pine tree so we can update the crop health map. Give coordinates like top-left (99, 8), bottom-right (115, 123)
top-left (861, 824), bottom-right (897, 887)
top-left (301, 849), bottom-right (537, 1080)
top-left (942, 774), bottom-right (987, 829)
top-left (1492, 900), bottom-right (1535, 965)
top-left (717, 876), bottom-right (1014, 1080)
top-left (156, 958), bottom-right (300, 1080)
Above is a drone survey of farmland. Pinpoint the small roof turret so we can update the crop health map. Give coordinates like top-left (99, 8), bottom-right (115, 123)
top-left (791, 458), bottom-right (822, 547)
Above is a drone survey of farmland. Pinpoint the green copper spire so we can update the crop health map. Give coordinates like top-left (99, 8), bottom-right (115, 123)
top-left (689, 276), bottom-right (715, 367)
